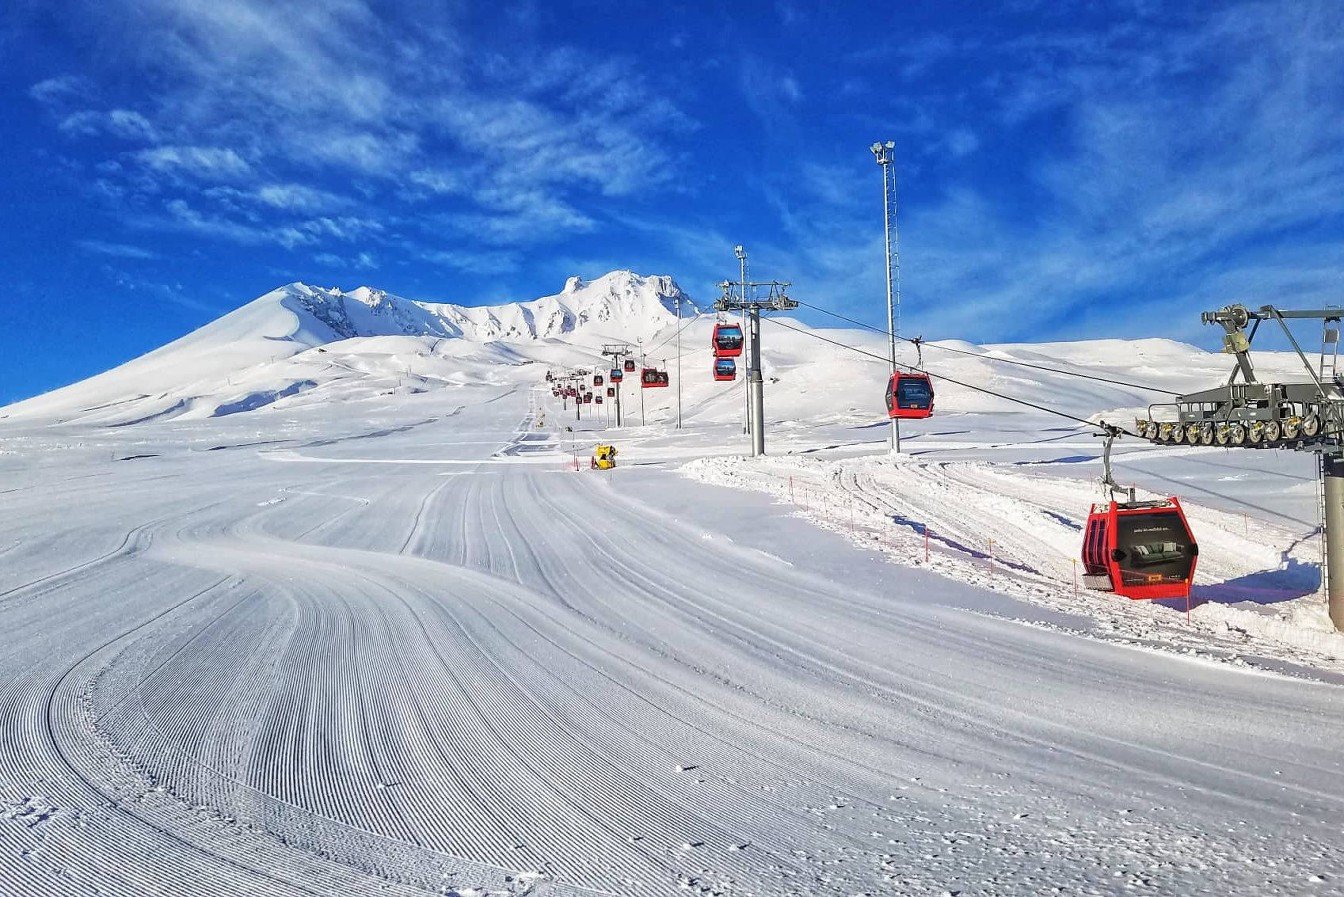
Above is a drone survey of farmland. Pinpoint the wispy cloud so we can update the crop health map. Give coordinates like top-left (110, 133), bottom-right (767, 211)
top-left (59, 109), bottom-right (158, 142)
top-left (774, 2), bottom-right (1344, 345)
top-left (25, 0), bottom-right (688, 268)
top-left (77, 239), bottom-right (159, 260)
top-left (136, 145), bottom-right (252, 181)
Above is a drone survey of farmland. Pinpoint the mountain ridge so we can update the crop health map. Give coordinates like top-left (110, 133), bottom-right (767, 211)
top-left (0, 270), bottom-right (700, 423)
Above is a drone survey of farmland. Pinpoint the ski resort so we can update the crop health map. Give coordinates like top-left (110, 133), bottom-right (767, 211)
top-left (5, 1), bottom-right (1344, 895)
top-left (2, 270), bottom-right (1344, 896)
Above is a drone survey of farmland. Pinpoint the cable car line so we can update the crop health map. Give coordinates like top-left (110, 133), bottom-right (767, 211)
top-left (763, 316), bottom-right (1128, 434)
top-left (762, 317), bottom-right (1199, 602)
top-left (789, 298), bottom-right (1180, 396)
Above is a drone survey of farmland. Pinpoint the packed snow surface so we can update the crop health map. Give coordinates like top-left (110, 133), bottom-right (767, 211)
top-left (2, 271), bottom-right (1344, 896)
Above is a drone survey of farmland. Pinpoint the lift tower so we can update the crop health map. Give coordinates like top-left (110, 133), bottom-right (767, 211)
top-left (715, 279), bottom-right (797, 457)
top-left (1132, 304), bottom-right (1344, 629)
top-left (601, 343), bottom-right (635, 428)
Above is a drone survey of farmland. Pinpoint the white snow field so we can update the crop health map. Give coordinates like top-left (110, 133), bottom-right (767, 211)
top-left (3, 271), bottom-right (1344, 896)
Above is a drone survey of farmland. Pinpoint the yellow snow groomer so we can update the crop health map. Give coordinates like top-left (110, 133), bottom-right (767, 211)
top-left (591, 444), bottom-right (617, 470)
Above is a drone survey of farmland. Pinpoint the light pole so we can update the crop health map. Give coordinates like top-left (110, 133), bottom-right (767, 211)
top-left (675, 297), bottom-right (683, 429)
top-left (871, 140), bottom-right (901, 455)
top-left (638, 338), bottom-right (645, 426)
top-left (736, 245), bottom-right (750, 439)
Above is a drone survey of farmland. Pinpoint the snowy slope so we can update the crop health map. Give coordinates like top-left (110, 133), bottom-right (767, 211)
top-left (3, 272), bottom-right (1344, 896)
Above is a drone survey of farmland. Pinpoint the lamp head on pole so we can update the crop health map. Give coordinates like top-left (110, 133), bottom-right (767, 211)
top-left (870, 140), bottom-right (895, 165)
top-left (734, 244), bottom-right (745, 260)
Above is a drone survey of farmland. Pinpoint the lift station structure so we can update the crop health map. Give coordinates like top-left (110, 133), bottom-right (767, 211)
top-left (1133, 304), bottom-right (1344, 629)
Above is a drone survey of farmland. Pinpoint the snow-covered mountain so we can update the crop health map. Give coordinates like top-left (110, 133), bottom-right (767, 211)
top-left (1, 265), bottom-right (1319, 432)
top-left (280, 272), bottom-right (694, 344)
top-left (0, 271), bottom-right (698, 425)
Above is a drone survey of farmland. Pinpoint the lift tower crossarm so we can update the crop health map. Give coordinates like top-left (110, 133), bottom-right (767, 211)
top-left (1203, 304), bottom-right (1340, 403)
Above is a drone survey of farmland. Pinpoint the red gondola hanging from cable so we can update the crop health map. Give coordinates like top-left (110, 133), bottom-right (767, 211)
top-left (594, 374), bottom-right (604, 386)
top-left (641, 368), bottom-right (669, 388)
top-left (610, 367), bottom-right (623, 383)
top-left (595, 395), bottom-right (603, 405)
top-left (713, 358), bottom-right (737, 382)
top-left (885, 372), bottom-right (934, 419)
top-left (712, 323), bottom-right (744, 358)
top-left (606, 386), bottom-right (615, 397)
top-left (1081, 497), bottom-right (1198, 599)
top-left (624, 359), bottom-right (636, 372)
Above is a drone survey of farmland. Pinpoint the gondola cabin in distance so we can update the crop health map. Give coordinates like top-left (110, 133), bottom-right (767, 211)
top-left (1081, 497), bottom-right (1198, 600)
top-left (714, 357), bottom-right (737, 381)
top-left (885, 372), bottom-right (934, 419)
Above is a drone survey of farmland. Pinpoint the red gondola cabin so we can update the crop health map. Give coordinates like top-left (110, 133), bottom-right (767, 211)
top-left (606, 387), bottom-right (615, 397)
top-left (624, 359), bottom-right (636, 372)
top-left (885, 372), bottom-right (934, 419)
top-left (594, 374), bottom-right (604, 386)
top-left (641, 368), bottom-right (670, 388)
top-left (610, 367), bottom-right (623, 383)
top-left (713, 358), bottom-right (737, 381)
top-left (1081, 498), bottom-right (1198, 600)
top-left (712, 323), bottom-right (744, 358)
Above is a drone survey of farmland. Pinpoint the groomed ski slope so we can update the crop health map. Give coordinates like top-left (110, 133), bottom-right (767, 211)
top-left (3, 386), bottom-right (1344, 897)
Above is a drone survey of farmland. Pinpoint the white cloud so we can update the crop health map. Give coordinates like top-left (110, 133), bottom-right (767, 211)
top-left (77, 239), bottom-right (159, 259)
top-left (420, 247), bottom-right (520, 276)
top-left (59, 109), bottom-right (158, 141)
top-left (314, 250), bottom-right (379, 269)
top-left (255, 183), bottom-right (349, 213)
top-left (28, 75), bottom-right (88, 105)
top-left (25, 0), bottom-right (687, 262)
top-left (770, 2), bottom-right (1344, 346)
top-left (136, 146), bottom-right (252, 180)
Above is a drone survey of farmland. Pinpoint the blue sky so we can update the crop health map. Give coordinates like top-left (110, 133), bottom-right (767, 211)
top-left (3, 0), bottom-right (1343, 402)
